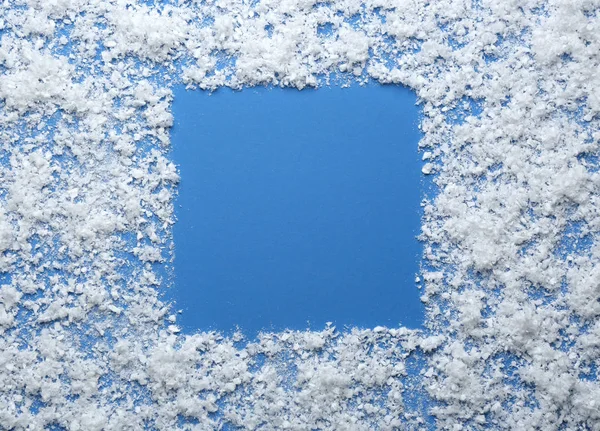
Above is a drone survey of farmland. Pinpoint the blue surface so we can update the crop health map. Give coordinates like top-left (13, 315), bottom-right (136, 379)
top-left (170, 83), bottom-right (424, 336)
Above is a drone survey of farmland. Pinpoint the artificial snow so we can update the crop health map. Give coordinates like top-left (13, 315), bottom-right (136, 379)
top-left (0, 0), bottom-right (598, 429)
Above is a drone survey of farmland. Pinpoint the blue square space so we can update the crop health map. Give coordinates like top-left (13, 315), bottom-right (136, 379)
top-left (169, 83), bottom-right (424, 336)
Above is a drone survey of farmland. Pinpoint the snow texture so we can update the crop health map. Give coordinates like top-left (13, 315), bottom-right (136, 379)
top-left (0, 0), bottom-right (599, 429)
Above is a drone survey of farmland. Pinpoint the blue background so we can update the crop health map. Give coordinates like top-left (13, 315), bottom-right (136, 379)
top-left (169, 82), bottom-right (424, 336)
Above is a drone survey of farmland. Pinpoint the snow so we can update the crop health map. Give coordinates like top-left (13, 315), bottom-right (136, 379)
top-left (0, 0), bottom-right (598, 429)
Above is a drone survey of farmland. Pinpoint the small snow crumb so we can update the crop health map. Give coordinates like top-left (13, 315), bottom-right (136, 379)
top-left (421, 163), bottom-right (434, 175)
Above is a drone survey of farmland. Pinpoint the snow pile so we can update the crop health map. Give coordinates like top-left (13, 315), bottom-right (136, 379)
top-left (0, 0), bottom-right (599, 429)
